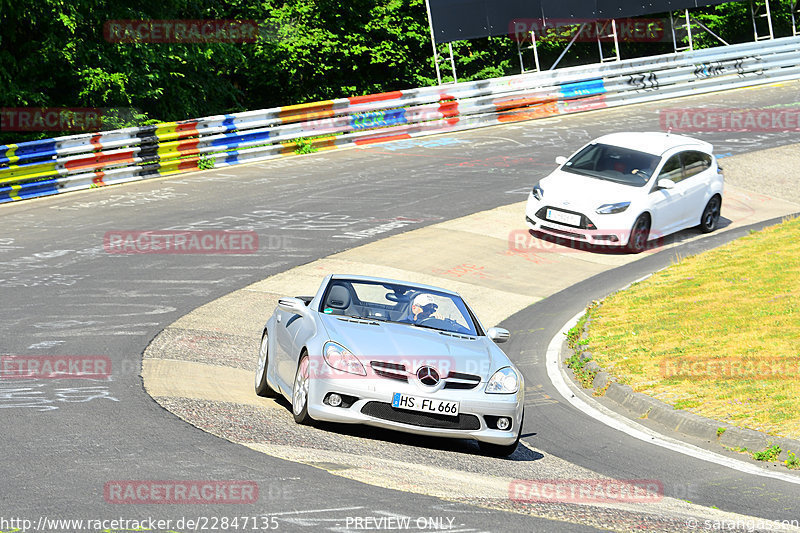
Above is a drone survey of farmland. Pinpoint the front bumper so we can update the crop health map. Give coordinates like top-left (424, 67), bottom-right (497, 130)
top-left (305, 375), bottom-right (524, 445)
top-left (525, 195), bottom-right (633, 246)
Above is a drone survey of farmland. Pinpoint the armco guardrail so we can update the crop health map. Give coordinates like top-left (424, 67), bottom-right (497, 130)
top-left (2, 35), bottom-right (799, 204)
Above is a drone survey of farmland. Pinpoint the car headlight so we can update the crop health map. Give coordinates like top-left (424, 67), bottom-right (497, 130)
top-left (485, 367), bottom-right (519, 394)
top-left (595, 201), bottom-right (631, 215)
top-left (532, 184), bottom-right (544, 201)
top-left (323, 341), bottom-right (366, 376)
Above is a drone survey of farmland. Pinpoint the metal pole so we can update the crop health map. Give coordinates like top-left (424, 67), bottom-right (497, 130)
top-left (550, 23), bottom-right (586, 70)
top-left (690, 16), bottom-right (730, 46)
top-left (765, 0), bottom-right (775, 40)
top-left (448, 43), bottom-right (458, 83)
top-left (424, 0), bottom-right (443, 85)
top-left (685, 9), bottom-right (693, 51)
top-left (670, 11), bottom-right (678, 52)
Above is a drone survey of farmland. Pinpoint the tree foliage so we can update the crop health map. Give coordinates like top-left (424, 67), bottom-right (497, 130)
top-left (0, 0), bottom-right (793, 144)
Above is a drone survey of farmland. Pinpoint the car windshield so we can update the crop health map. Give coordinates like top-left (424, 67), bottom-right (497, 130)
top-left (561, 143), bottom-right (659, 187)
top-left (319, 279), bottom-right (480, 336)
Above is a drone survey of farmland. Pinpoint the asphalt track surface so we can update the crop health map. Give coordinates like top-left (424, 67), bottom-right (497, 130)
top-left (2, 82), bottom-right (800, 532)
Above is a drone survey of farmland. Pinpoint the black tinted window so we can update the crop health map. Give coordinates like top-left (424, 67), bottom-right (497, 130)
top-left (682, 151), bottom-right (712, 179)
top-left (658, 154), bottom-right (683, 183)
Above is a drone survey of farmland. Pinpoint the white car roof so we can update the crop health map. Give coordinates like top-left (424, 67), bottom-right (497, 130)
top-left (589, 132), bottom-right (713, 157)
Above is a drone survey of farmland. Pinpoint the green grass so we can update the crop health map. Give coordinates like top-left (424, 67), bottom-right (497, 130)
top-left (586, 216), bottom-right (800, 439)
top-left (753, 444), bottom-right (781, 462)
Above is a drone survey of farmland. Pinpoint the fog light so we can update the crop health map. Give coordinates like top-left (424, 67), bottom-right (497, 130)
top-left (327, 393), bottom-right (343, 407)
top-left (496, 417), bottom-right (511, 430)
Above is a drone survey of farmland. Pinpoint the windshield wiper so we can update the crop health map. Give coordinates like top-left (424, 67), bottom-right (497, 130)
top-left (409, 322), bottom-right (443, 332)
top-left (349, 315), bottom-right (390, 322)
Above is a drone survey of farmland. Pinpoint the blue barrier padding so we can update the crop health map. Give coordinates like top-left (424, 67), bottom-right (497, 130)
top-left (0, 177), bottom-right (60, 203)
top-left (222, 115), bottom-right (238, 133)
top-left (560, 79), bottom-right (606, 98)
top-left (210, 130), bottom-right (270, 148)
top-left (0, 139), bottom-right (59, 166)
top-left (351, 109), bottom-right (407, 130)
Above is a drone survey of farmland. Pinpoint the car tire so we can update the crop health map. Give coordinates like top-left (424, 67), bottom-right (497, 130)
top-left (292, 352), bottom-right (313, 425)
top-left (255, 332), bottom-right (277, 397)
top-left (699, 195), bottom-right (721, 233)
top-left (626, 215), bottom-right (650, 254)
top-left (479, 411), bottom-right (524, 457)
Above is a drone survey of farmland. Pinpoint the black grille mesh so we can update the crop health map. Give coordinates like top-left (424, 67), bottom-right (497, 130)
top-left (360, 401), bottom-right (480, 430)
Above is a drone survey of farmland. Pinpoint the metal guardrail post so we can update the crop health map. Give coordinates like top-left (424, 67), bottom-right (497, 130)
top-left (597, 19), bottom-right (621, 62)
top-left (517, 30), bottom-right (541, 74)
top-left (751, 0), bottom-right (775, 41)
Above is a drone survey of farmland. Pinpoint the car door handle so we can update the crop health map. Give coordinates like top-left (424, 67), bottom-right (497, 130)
top-left (277, 314), bottom-right (282, 323)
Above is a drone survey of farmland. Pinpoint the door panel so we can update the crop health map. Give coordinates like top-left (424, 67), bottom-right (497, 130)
top-left (678, 152), bottom-right (713, 227)
top-left (275, 310), bottom-right (305, 393)
top-left (649, 154), bottom-right (684, 234)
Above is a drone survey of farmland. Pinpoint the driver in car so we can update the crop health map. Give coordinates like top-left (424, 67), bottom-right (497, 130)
top-left (409, 293), bottom-right (440, 323)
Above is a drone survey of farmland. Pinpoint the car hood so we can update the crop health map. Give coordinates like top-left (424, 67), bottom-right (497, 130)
top-left (540, 169), bottom-right (642, 211)
top-left (320, 315), bottom-right (501, 378)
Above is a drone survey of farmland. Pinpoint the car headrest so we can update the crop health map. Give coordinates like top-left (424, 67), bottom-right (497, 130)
top-left (327, 285), bottom-right (351, 309)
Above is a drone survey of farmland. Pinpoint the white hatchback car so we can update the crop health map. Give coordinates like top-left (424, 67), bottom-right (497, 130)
top-left (524, 132), bottom-right (724, 252)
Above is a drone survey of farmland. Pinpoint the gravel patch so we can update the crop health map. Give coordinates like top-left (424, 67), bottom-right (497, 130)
top-left (722, 144), bottom-right (800, 206)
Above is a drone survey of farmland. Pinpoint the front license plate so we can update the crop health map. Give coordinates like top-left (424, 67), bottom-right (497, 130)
top-left (391, 393), bottom-right (459, 417)
top-left (546, 208), bottom-right (581, 226)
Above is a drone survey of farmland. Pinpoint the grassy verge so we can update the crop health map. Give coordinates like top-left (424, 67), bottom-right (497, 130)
top-left (584, 216), bottom-right (800, 439)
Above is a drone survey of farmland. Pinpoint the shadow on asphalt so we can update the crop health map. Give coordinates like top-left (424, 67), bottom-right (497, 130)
top-left (270, 394), bottom-right (545, 461)
top-left (527, 216), bottom-right (732, 255)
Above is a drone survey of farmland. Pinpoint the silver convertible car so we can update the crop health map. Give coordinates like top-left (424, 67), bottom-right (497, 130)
top-left (255, 274), bottom-right (525, 456)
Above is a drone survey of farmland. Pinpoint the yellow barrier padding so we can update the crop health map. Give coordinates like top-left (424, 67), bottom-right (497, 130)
top-left (0, 162), bottom-right (59, 184)
top-left (4, 144), bottom-right (19, 164)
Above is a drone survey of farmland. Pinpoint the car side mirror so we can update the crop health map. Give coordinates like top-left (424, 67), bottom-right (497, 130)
top-left (657, 178), bottom-right (676, 190)
top-left (278, 297), bottom-right (309, 316)
top-left (555, 156), bottom-right (567, 166)
top-left (487, 327), bottom-right (510, 344)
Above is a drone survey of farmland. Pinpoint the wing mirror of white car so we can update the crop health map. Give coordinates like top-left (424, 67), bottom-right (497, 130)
top-left (487, 327), bottom-right (510, 344)
top-left (555, 156), bottom-right (567, 166)
top-left (657, 178), bottom-right (676, 190)
top-left (278, 297), bottom-right (309, 316)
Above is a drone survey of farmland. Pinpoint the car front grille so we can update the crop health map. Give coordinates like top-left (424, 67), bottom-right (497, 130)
top-left (535, 206), bottom-right (596, 230)
top-left (540, 225), bottom-right (589, 240)
top-left (444, 371), bottom-right (481, 390)
top-left (360, 401), bottom-right (481, 430)
top-left (370, 362), bottom-right (481, 389)
top-left (370, 361), bottom-right (408, 382)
